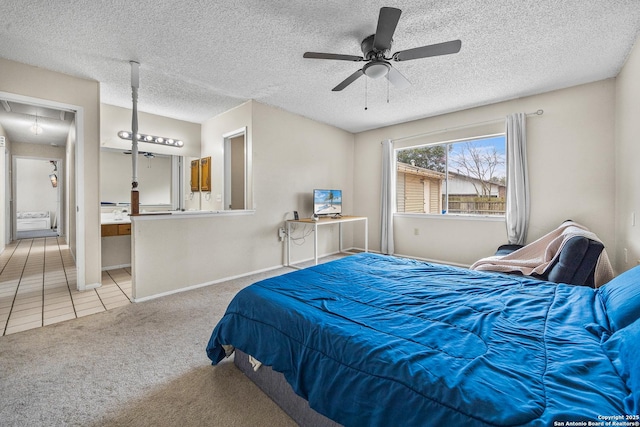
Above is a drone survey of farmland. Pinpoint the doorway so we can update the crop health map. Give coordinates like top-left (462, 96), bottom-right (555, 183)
top-left (0, 91), bottom-right (85, 289)
top-left (13, 157), bottom-right (62, 239)
top-left (223, 127), bottom-right (248, 210)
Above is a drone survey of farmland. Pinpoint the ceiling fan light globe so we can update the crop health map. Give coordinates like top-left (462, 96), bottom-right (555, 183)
top-left (363, 62), bottom-right (390, 79)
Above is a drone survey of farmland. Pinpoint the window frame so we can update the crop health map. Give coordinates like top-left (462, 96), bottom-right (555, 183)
top-left (394, 132), bottom-right (507, 219)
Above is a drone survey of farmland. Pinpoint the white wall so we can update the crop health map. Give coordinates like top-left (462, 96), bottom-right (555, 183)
top-left (132, 100), bottom-right (355, 300)
top-left (15, 158), bottom-right (59, 219)
top-left (100, 103), bottom-right (200, 158)
top-left (614, 37), bottom-right (640, 273)
top-left (354, 80), bottom-right (617, 267)
top-left (0, 123), bottom-right (7, 251)
top-left (65, 119), bottom-right (76, 255)
top-left (200, 101), bottom-right (252, 212)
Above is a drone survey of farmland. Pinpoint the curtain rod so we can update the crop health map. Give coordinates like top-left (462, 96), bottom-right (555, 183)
top-left (389, 109), bottom-right (544, 144)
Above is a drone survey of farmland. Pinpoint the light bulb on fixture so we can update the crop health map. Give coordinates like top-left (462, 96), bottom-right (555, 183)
top-left (117, 131), bottom-right (184, 148)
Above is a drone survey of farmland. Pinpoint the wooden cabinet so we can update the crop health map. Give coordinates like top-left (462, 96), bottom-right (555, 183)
top-left (189, 156), bottom-right (212, 192)
top-left (118, 223), bottom-right (131, 235)
top-left (200, 156), bottom-right (211, 191)
top-left (190, 159), bottom-right (200, 192)
top-left (101, 223), bottom-right (131, 236)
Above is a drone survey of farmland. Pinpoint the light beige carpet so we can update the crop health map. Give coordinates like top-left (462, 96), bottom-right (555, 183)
top-left (0, 266), bottom-right (302, 427)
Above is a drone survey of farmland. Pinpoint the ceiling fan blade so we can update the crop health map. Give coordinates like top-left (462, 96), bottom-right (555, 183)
top-left (393, 39), bottom-right (462, 62)
top-left (332, 69), bottom-right (364, 91)
top-left (303, 52), bottom-right (364, 61)
top-left (386, 66), bottom-right (411, 90)
top-left (373, 7), bottom-right (402, 52)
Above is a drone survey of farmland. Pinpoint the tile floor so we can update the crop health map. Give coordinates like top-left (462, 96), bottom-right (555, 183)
top-left (0, 237), bottom-right (132, 336)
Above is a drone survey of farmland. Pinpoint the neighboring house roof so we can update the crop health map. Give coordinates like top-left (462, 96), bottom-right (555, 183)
top-left (447, 170), bottom-right (506, 191)
top-left (397, 162), bottom-right (445, 180)
top-left (397, 162), bottom-right (506, 191)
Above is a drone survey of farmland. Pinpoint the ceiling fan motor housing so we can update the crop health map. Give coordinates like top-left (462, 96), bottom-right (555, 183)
top-left (361, 34), bottom-right (390, 60)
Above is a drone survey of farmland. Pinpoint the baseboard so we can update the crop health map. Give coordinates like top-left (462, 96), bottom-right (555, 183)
top-left (82, 282), bottom-right (101, 291)
top-left (287, 247), bottom-right (364, 267)
top-left (132, 264), bottom-right (286, 303)
top-left (102, 263), bottom-right (131, 271)
top-left (132, 250), bottom-right (371, 303)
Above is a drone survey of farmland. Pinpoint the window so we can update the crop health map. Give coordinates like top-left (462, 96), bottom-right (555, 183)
top-left (396, 134), bottom-right (506, 216)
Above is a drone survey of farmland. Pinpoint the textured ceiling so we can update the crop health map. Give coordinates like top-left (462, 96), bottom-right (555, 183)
top-left (0, 100), bottom-right (73, 146)
top-left (0, 0), bottom-right (639, 138)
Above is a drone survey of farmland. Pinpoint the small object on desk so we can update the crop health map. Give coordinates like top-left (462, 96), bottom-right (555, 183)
top-left (294, 211), bottom-right (299, 220)
top-left (312, 214), bottom-right (319, 222)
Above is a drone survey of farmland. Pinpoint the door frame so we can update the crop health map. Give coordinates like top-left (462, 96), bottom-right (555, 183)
top-left (0, 91), bottom-right (86, 290)
top-left (12, 156), bottom-right (63, 239)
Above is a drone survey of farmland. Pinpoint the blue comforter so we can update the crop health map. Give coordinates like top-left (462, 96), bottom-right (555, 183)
top-left (207, 253), bottom-right (628, 426)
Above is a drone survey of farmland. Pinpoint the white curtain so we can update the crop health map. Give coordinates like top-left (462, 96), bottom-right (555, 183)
top-left (505, 113), bottom-right (529, 245)
top-left (380, 139), bottom-right (395, 255)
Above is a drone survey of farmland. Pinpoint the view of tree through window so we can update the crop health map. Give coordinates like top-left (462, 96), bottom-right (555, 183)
top-left (396, 135), bottom-right (507, 216)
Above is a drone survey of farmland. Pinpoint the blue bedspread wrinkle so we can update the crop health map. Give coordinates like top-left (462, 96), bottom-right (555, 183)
top-left (206, 253), bottom-right (628, 426)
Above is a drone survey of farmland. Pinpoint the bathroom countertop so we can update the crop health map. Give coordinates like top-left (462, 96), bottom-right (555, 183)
top-left (101, 213), bottom-right (131, 224)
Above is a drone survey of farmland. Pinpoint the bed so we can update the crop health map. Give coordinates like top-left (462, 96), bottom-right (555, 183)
top-left (17, 211), bottom-right (51, 231)
top-left (207, 253), bottom-right (640, 426)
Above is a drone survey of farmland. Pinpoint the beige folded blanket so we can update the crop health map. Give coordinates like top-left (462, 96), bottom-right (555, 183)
top-left (470, 221), bottom-right (613, 287)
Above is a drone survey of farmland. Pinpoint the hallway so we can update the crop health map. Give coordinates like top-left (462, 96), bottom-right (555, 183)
top-left (0, 237), bottom-right (131, 336)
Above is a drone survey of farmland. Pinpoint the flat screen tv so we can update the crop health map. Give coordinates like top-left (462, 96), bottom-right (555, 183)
top-left (313, 189), bottom-right (342, 217)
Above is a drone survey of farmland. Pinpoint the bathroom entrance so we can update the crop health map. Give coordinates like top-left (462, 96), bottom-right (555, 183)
top-left (14, 157), bottom-right (62, 239)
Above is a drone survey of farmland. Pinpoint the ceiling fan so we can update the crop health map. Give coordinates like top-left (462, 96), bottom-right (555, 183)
top-left (303, 7), bottom-right (461, 92)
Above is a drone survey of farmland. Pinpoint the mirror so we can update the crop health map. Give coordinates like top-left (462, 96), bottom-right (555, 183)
top-left (100, 148), bottom-right (196, 210)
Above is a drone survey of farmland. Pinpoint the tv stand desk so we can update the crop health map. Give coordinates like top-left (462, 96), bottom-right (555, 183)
top-left (286, 216), bottom-right (368, 268)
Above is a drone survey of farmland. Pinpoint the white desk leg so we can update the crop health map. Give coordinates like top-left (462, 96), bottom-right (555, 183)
top-left (364, 218), bottom-right (368, 253)
top-left (339, 222), bottom-right (343, 253)
top-left (314, 222), bottom-right (318, 265)
top-left (286, 222), bottom-right (291, 266)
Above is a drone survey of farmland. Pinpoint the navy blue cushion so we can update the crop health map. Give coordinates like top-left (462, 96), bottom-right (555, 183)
top-left (546, 237), bottom-right (589, 284)
top-left (598, 266), bottom-right (640, 332)
top-left (602, 317), bottom-right (640, 414)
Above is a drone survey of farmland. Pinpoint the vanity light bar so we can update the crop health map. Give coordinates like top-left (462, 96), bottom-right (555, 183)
top-left (118, 131), bottom-right (184, 147)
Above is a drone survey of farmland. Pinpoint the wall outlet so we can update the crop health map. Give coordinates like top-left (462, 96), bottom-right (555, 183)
top-left (414, 228), bottom-right (420, 236)
top-left (278, 227), bottom-right (285, 241)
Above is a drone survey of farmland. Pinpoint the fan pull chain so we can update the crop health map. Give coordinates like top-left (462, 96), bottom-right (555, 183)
top-left (364, 78), bottom-right (368, 111)
top-left (387, 78), bottom-right (390, 103)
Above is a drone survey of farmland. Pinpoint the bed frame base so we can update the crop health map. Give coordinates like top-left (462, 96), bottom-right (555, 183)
top-left (234, 350), bottom-right (341, 427)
